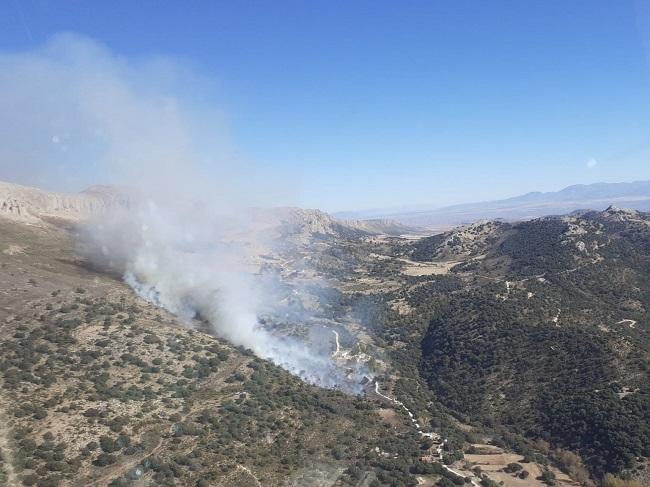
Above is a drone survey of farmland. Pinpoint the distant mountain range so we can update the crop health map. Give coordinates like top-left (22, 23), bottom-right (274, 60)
top-left (336, 180), bottom-right (650, 229)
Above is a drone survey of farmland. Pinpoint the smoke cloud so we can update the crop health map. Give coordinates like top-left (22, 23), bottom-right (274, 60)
top-left (0, 34), bottom-right (367, 392)
top-left (85, 200), bottom-right (364, 390)
top-left (0, 32), bottom-right (288, 205)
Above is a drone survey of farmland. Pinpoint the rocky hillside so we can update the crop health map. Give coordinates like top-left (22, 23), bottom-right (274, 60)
top-left (0, 217), bottom-right (441, 487)
top-left (408, 208), bottom-right (650, 479)
top-left (3, 178), bottom-right (647, 486)
top-left (0, 181), bottom-right (411, 239)
top-left (0, 181), bottom-right (133, 223)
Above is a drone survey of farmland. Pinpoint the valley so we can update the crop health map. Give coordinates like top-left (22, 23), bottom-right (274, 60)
top-left (0, 183), bottom-right (649, 487)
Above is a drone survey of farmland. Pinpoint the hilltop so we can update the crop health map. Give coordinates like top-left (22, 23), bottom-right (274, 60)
top-left (409, 207), bottom-right (650, 479)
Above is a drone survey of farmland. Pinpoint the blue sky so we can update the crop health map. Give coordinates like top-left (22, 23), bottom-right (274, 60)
top-left (1, 1), bottom-right (650, 211)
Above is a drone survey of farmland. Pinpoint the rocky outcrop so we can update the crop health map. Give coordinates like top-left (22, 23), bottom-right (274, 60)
top-left (243, 207), bottom-right (413, 244)
top-left (600, 205), bottom-right (641, 222)
top-left (0, 180), bottom-right (408, 241)
top-left (0, 181), bottom-right (132, 223)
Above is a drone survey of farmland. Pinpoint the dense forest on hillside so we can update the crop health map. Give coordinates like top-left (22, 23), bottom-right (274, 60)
top-left (413, 209), bottom-right (650, 478)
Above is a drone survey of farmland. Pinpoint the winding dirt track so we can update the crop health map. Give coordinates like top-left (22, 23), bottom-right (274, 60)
top-left (331, 329), bottom-right (341, 357)
top-left (617, 319), bottom-right (637, 328)
top-left (374, 381), bottom-right (481, 487)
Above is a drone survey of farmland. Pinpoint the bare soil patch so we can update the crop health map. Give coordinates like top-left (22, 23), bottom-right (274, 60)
top-left (400, 259), bottom-right (458, 276)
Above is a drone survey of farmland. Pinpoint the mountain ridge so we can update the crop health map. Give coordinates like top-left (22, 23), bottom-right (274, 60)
top-left (0, 180), bottom-right (414, 237)
top-left (336, 180), bottom-right (650, 229)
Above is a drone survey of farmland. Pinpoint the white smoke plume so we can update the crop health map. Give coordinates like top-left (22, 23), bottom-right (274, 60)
top-left (0, 33), bottom-right (368, 392)
top-left (85, 199), bottom-right (363, 390)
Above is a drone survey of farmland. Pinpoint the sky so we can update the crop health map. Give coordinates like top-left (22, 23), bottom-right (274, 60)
top-left (1, 1), bottom-right (650, 212)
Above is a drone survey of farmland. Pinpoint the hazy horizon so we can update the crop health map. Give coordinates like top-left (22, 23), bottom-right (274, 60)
top-left (5, 174), bottom-right (650, 217)
top-left (1, 2), bottom-right (650, 212)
